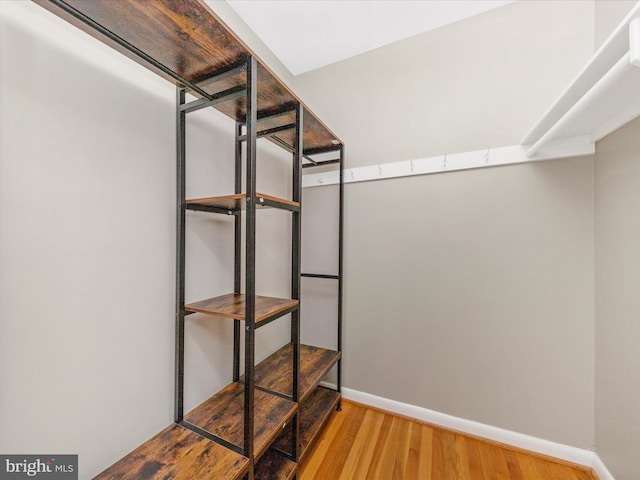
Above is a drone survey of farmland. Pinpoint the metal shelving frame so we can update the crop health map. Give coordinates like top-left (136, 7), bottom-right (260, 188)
top-left (34, 2), bottom-right (344, 478)
top-left (174, 55), bottom-right (306, 478)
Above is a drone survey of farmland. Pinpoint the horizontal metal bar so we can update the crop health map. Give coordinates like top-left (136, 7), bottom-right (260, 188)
top-left (186, 204), bottom-right (237, 215)
top-left (302, 159), bottom-right (340, 169)
top-left (257, 304), bottom-right (299, 329)
top-left (239, 123), bottom-right (296, 142)
top-left (258, 196), bottom-right (300, 212)
top-left (192, 59), bottom-right (248, 90)
top-left (181, 85), bottom-right (247, 114)
top-left (235, 382), bottom-right (294, 401)
top-left (304, 145), bottom-right (343, 156)
top-left (277, 450), bottom-right (296, 462)
top-left (179, 421), bottom-right (244, 455)
top-left (301, 273), bottom-right (339, 279)
top-left (45, 0), bottom-right (213, 100)
top-left (267, 135), bottom-right (318, 165)
top-left (240, 105), bottom-right (297, 125)
top-left (268, 135), bottom-right (293, 151)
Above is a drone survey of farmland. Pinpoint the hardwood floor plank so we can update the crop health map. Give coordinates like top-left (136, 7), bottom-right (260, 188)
top-left (533, 455), bottom-right (566, 479)
top-left (433, 428), bottom-right (458, 479)
top-left (404, 422), bottom-right (422, 479)
top-left (489, 444), bottom-right (511, 480)
top-left (368, 415), bottom-right (400, 480)
top-left (502, 449), bottom-right (525, 480)
top-left (417, 424), bottom-right (434, 480)
top-left (454, 434), bottom-right (473, 480)
top-left (364, 412), bottom-right (394, 479)
top-left (466, 437), bottom-right (486, 480)
top-left (390, 418), bottom-right (412, 480)
top-left (338, 409), bottom-right (384, 480)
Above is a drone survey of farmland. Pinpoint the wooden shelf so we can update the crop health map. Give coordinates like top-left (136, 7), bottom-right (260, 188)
top-left (187, 193), bottom-right (299, 213)
top-left (185, 293), bottom-right (298, 323)
top-left (36, 0), bottom-right (342, 154)
top-left (255, 450), bottom-right (297, 480)
top-left (184, 382), bottom-right (296, 460)
top-left (273, 386), bottom-right (341, 461)
top-left (247, 343), bottom-right (340, 402)
top-left (93, 423), bottom-right (248, 480)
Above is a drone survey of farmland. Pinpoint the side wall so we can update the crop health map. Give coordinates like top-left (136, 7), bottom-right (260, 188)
top-left (0, 2), bottom-right (291, 477)
top-left (593, 2), bottom-right (639, 478)
top-left (595, 117), bottom-right (640, 480)
top-left (295, 0), bottom-right (597, 449)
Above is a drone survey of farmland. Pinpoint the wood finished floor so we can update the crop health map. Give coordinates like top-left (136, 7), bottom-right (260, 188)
top-left (299, 400), bottom-right (598, 480)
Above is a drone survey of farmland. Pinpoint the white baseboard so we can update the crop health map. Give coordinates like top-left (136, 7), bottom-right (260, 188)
top-left (340, 387), bottom-right (614, 478)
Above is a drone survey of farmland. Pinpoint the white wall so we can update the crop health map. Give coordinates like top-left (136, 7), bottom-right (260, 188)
top-left (595, 117), bottom-right (640, 480)
top-left (592, 3), bottom-right (640, 479)
top-left (0, 2), bottom-right (291, 477)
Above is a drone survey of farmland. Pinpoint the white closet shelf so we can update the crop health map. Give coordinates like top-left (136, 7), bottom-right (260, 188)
top-left (523, 2), bottom-right (640, 158)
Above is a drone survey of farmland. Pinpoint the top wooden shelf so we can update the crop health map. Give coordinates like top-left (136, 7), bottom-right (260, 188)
top-left (36, 0), bottom-right (343, 155)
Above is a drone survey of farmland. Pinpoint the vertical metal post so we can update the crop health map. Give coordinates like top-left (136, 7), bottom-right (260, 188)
top-left (337, 145), bottom-right (344, 411)
top-left (244, 56), bottom-right (258, 476)
top-left (233, 121), bottom-right (242, 382)
top-left (175, 86), bottom-right (187, 423)
top-left (290, 104), bottom-right (303, 460)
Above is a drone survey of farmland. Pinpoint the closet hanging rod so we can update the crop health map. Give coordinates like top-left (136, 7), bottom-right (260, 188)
top-left (526, 52), bottom-right (633, 157)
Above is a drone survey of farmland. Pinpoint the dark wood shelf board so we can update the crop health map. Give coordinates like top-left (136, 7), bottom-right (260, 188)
top-left (246, 343), bottom-right (340, 402)
top-left (36, 0), bottom-right (343, 153)
top-left (93, 423), bottom-right (248, 480)
top-left (274, 386), bottom-right (340, 461)
top-left (255, 450), bottom-right (297, 480)
top-left (187, 193), bottom-right (299, 212)
top-left (185, 293), bottom-right (298, 323)
top-left (184, 382), bottom-right (297, 460)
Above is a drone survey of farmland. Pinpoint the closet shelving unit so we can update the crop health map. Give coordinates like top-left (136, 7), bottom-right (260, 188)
top-left (34, 1), bottom-right (344, 479)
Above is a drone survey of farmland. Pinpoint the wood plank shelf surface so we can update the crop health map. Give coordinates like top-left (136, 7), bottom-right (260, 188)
top-left (184, 382), bottom-right (297, 460)
top-left (36, 0), bottom-right (343, 154)
top-left (255, 450), bottom-right (297, 480)
top-left (185, 293), bottom-right (298, 322)
top-left (245, 343), bottom-right (340, 401)
top-left (274, 387), bottom-right (340, 461)
top-left (187, 193), bottom-right (299, 211)
top-left (93, 423), bottom-right (248, 480)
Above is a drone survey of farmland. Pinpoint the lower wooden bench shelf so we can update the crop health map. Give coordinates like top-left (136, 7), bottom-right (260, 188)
top-left (92, 344), bottom-right (340, 479)
top-left (93, 423), bottom-right (249, 480)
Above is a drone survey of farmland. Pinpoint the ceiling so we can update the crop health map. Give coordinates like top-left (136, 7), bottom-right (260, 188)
top-left (223, 0), bottom-right (515, 75)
